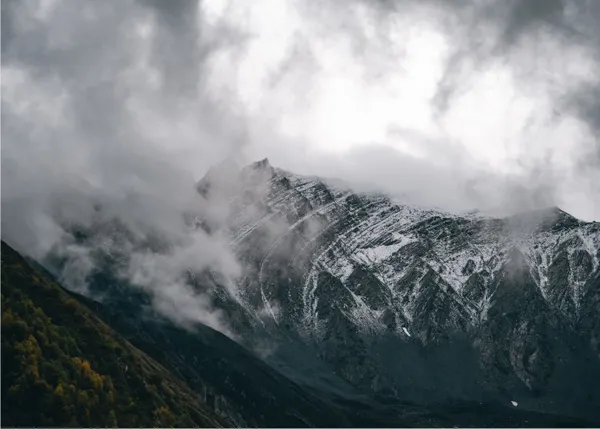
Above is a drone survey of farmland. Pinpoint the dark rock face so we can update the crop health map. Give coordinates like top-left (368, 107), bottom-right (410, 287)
top-left (406, 268), bottom-right (471, 344)
top-left (462, 259), bottom-right (477, 275)
top-left (462, 272), bottom-right (487, 304)
top-left (346, 266), bottom-right (392, 311)
top-left (579, 268), bottom-right (600, 360)
top-left (39, 161), bottom-right (600, 424)
top-left (480, 252), bottom-right (561, 395)
top-left (547, 250), bottom-right (576, 315)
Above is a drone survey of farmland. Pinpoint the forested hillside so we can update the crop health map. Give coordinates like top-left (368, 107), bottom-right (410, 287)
top-left (1, 241), bottom-right (226, 428)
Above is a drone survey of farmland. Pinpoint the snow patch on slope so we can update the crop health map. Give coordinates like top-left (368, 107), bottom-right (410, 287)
top-left (355, 235), bottom-right (417, 265)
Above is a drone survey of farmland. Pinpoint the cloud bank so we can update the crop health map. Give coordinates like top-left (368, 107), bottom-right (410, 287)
top-left (2, 0), bottom-right (600, 330)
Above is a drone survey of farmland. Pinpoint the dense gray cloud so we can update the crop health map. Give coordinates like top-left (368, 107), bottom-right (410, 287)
top-left (2, 0), bottom-right (600, 329)
top-left (291, 0), bottom-right (600, 218)
top-left (1, 0), bottom-right (250, 333)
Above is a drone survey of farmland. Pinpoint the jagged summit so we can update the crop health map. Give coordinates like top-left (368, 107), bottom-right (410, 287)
top-left (528, 205), bottom-right (577, 220)
top-left (507, 205), bottom-right (574, 220)
top-left (196, 158), bottom-right (275, 199)
top-left (248, 157), bottom-right (271, 170)
top-left (195, 158), bottom-right (241, 197)
top-left (502, 205), bottom-right (584, 235)
top-left (240, 158), bottom-right (274, 182)
top-left (537, 206), bottom-right (582, 230)
top-left (201, 160), bottom-right (593, 228)
top-left (536, 205), bottom-right (584, 231)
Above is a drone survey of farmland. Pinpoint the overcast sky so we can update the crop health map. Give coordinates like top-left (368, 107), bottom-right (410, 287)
top-left (2, 0), bottom-right (600, 334)
top-left (2, 0), bottom-right (600, 226)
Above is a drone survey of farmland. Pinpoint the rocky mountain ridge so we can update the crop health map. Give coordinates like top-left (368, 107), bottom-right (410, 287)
top-left (31, 158), bottom-right (600, 423)
top-left (195, 158), bottom-right (600, 420)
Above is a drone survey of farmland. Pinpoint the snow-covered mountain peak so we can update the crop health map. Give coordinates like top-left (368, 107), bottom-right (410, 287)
top-left (197, 160), bottom-right (598, 322)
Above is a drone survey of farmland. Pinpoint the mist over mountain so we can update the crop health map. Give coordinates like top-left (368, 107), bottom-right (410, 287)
top-left (3, 0), bottom-right (600, 427)
top-left (194, 159), bottom-right (600, 422)
top-left (6, 158), bottom-right (598, 426)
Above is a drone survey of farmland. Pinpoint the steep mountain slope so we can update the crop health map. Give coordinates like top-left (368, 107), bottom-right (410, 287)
top-left (2, 241), bottom-right (362, 427)
top-left (194, 159), bottom-right (600, 421)
top-left (1, 241), bottom-right (226, 428)
top-left (71, 289), bottom-right (356, 427)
